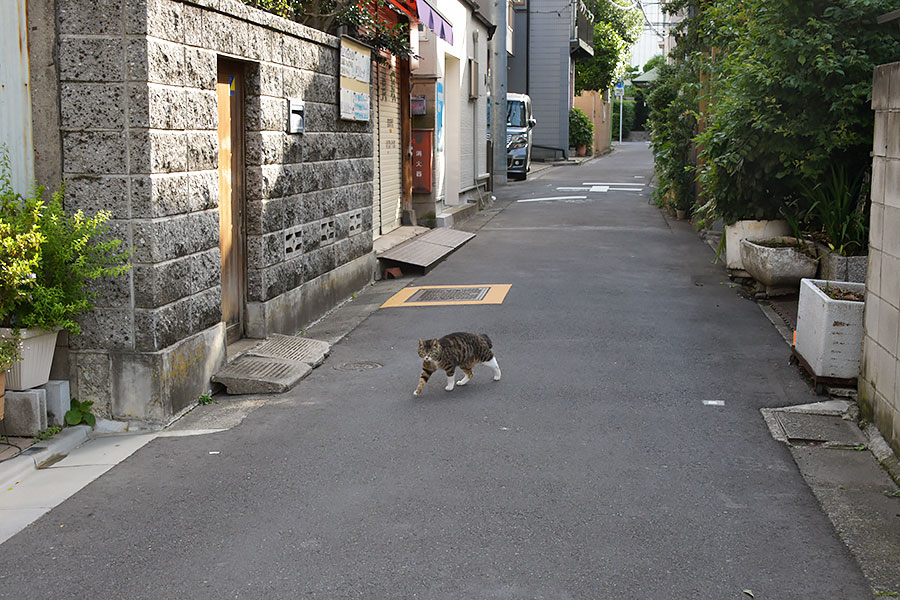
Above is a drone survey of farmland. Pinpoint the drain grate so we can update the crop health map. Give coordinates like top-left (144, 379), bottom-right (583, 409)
top-left (250, 334), bottom-right (330, 367)
top-left (407, 287), bottom-right (490, 303)
top-left (333, 361), bottom-right (383, 372)
top-left (381, 284), bottom-right (512, 308)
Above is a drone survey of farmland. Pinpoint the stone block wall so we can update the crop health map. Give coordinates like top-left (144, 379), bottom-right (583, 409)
top-left (860, 62), bottom-right (900, 454)
top-left (48, 0), bottom-right (374, 423)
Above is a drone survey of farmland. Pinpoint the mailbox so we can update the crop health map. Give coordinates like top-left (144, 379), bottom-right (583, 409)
top-left (288, 98), bottom-right (305, 134)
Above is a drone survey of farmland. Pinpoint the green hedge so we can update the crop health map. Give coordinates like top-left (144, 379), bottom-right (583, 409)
top-left (610, 99), bottom-right (635, 140)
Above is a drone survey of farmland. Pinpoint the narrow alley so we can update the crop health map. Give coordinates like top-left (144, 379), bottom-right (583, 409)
top-left (0, 144), bottom-right (891, 599)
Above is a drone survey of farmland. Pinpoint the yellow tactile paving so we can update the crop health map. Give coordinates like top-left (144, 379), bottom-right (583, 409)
top-left (380, 284), bottom-right (512, 308)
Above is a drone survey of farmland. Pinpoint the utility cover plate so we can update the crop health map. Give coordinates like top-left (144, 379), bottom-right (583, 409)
top-left (381, 284), bottom-right (512, 308)
top-left (774, 412), bottom-right (867, 446)
top-left (250, 334), bottom-right (330, 367)
top-left (212, 356), bottom-right (312, 395)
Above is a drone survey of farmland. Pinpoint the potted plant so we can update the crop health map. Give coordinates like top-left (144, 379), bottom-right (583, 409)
top-left (569, 108), bottom-right (593, 157)
top-left (0, 154), bottom-right (130, 391)
top-left (0, 337), bottom-right (20, 420)
top-left (794, 278), bottom-right (865, 383)
top-left (740, 236), bottom-right (818, 297)
top-left (801, 165), bottom-right (869, 283)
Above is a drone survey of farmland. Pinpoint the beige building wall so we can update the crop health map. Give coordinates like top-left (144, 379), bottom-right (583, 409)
top-left (574, 91), bottom-right (611, 156)
top-left (860, 62), bottom-right (900, 454)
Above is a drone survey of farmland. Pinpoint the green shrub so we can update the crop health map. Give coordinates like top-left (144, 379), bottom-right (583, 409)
top-left (568, 108), bottom-right (594, 149)
top-left (646, 61), bottom-right (699, 215)
top-left (694, 0), bottom-right (900, 224)
top-left (610, 99), bottom-right (635, 140)
top-left (0, 152), bottom-right (130, 335)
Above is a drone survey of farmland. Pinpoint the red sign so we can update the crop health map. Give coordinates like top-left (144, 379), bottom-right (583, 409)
top-left (412, 130), bottom-right (433, 193)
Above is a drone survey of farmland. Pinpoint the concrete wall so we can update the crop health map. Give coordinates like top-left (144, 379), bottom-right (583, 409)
top-left (42, 0), bottom-right (374, 423)
top-left (860, 62), bottom-right (900, 454)
top-left (573, 90), bottom-right (611, 156)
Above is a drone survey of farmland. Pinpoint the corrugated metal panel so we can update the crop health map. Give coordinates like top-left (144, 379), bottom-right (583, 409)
top-left (376, 58), bottom-right (402, 235)
top-left (0, 0), bottom-right (35, 193)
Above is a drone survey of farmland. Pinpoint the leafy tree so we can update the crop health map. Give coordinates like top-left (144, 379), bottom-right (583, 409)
top-left (643, 54), bottom-right (666, 72)
top-left (694, 0), bottom-right (900, 223)
top-left (646, 60), bottom-right (699, 214)
top-left (244, 0), bottom-right (411, 57)
top-left (575, 0), bottom-right (643, 93)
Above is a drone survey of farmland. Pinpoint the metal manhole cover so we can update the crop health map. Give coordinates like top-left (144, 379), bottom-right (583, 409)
top-left (407, 287), bottom-right (490, 303)
top-left (333, 361), bottom-right (383, 371)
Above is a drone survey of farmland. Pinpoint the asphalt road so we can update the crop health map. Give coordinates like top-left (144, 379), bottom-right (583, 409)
top-left (0, 143), bottom-right (871, 599)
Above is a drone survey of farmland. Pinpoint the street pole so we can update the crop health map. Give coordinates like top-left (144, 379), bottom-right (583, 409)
top-left (614, 83), bottom-right (624, 144)
top-left (490, 0), bottom-right (508, 186)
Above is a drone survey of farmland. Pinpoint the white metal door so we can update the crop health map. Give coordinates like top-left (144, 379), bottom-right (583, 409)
top-left (375, 58), bottom-right (402, 235)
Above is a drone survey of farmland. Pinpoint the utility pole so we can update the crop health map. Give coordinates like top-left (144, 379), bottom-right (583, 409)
top-left (615, 81), bottom-right (624, 143)
top-left (490, 0), bottom-right (507, 186)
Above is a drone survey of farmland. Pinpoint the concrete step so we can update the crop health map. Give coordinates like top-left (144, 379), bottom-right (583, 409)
top-left (211, 334), bottom-right (330, 395)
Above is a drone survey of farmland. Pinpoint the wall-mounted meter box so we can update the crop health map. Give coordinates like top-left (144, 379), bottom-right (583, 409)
top-left (288, 98), bottom-right (305, 133)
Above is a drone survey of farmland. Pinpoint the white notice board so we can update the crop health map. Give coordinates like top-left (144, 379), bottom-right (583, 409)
top-left (340, 36), bottom-right (371, 121)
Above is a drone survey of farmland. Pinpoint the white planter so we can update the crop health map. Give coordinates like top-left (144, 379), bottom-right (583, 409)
top-left (795, 279), bottom-right (865, 380)
top-left (725, 219), bottom-right (792, 271)
top-left (0, 328), bottom-right (59, 391)
top-left (740, 237), bottom-right (818, 296)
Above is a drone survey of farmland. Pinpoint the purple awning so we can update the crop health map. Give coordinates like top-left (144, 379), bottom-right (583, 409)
top-left (416, 0), bottom-right (454, 45)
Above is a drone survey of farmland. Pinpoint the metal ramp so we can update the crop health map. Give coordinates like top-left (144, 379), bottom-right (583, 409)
top-left (377, 228), bottom-right (475, 271)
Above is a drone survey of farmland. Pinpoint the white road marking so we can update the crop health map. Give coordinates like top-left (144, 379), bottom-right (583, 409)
top-left (703, 400), bottom-right (726, 407)
top-left (582, 182), bottom-right (646, 186)
top-left (517, 196), bottom-right (587, 203)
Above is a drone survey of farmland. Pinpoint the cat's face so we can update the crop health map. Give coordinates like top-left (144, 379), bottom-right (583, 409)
top-left (417, 339), bottom-right (440, 362)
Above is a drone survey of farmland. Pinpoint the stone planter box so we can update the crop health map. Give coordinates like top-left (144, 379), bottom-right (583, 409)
top-left (725, 219), bottom-right (792, 271)
top-left (740, 237), bottom-right (818, 296)
top-left (794, 278), bottom-right (865, 381)
top-left (817, 246), bottom-right (867, 283)
top-left (0, 328), bottom-right (59, 391)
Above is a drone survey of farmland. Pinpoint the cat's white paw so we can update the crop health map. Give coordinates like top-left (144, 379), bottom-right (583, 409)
top-left (457, 376), bottom-right (469, 386)
top-left (493, 373), bottom-right (501, 381)
top-left (413, 389), bottom-right (420, 396)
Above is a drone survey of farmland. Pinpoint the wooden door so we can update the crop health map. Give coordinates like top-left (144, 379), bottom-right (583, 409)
top-left (216, 60), bottom-right (245, 344)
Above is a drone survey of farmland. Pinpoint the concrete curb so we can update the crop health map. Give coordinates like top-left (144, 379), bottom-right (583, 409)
top-left (0, 425), bottom-right (90, 489)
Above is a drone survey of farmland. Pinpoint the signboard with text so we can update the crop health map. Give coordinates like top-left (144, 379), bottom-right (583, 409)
top-left (339, 36), bottom-right (371, 121)
top-left (411, 130), bottom-right (433, 193)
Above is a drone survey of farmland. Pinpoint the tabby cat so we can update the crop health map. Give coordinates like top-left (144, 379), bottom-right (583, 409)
top-left (413, 332), bottom-right (501, 396)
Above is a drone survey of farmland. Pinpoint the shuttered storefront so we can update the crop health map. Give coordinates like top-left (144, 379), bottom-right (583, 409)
top-left (372, 55), bottom-right (402, 237)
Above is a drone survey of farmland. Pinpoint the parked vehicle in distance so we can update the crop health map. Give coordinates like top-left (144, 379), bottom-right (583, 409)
top-left (506, 93), bottom-right (536, 180)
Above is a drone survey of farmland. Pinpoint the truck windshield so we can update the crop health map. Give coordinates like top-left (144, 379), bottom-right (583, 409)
top-left (507, 101), bottom-right (526, 127)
